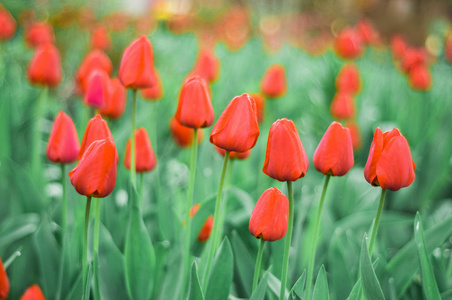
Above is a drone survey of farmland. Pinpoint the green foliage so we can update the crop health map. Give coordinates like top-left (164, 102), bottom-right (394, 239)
top-left (360, 236), bottom-right (385, 300)
top-left (205, 237), bottom-right (234, 300)
top-left (188, 262), bottom-right (204, 300)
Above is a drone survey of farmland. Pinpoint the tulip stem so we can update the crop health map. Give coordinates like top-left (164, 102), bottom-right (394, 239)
top-left (216, 160), bottom-right (234, 249)
top-left (202, 152), bottom-right (230, 290)
top-left (83, 196), bottom-right (92, 299)
top-left (93, 199), bottom-right (101, 300)
top-left (182, 129), bottom-right (198, 299)
top-left (304, 174), bottom-right (331, 300)
top-left (56, 164), bottom-right (68, 300)
top-left (252, 239), bottom-right (266, 292)
top-left (3, 247), bottom-right (22, 270)
top-left (130, 89), bottom-right (137, 190)
top-left (31, 87), bottom-right (48, 183)
top-left (368, 189), bottom-right (387, 255)
top-left (280, 181), bottom-right (294, 300)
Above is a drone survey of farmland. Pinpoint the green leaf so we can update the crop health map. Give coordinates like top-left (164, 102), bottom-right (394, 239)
top-left (66, 274), bottom-right (82, 300)
top-left (290, 269), bottom-right (306, 299)
top-left (414, 212), bottom-right (441, 300)
top-left (84, 263), bottom-right (92, 300)
top-left (346, 279), bottom-right (362, 300)
top-left (187, 262), bottom-right (204, 300)
top-left (267, 271), bottom-right (289, 298)
top-left (250, 271), bottom-right (268, 300)
top-left (360, 236), bottom-right (385, 300)
top-left (313, 265), bottom-right (330, 300)
top-left (0, 213), bottom-right (38, 249)
top-left (231, 231), bottom-right (254, 296)
top-left (205, 236), bottom-right (233, 300)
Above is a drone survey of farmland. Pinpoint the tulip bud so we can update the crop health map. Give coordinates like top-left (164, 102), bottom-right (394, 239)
top-left (169, 116), bottom-right (204, 148)
top-left (445, 34), bottom-right (452, 63)
top-left (356, 20), bottom-right (379, 45)
top-left (119, 35), bottom-right (156, 89)
top-left (214, 146), bottom-right (251, 160)
top-left (408, 65), bottom-right (432, 91)
top-left (334, 27), bottom-right (363, 60)
top-left (345, 120), bottom-right (362, 151)
top-left (400, 48), bottom-right (426, 74)
top-left (249, 187), bottom-right (288, 241)
top-left (27, 43), bottom-right (62, 88)
top-left (75, 50), bottom-right (113, 95)
top-left (84, 69), bottom-right (110, 109)
top-left (260, 64), bottom-right (287, 98)
top-left (210, 93), bottom-right (260, 152)
top-left (47, 111), bottom-right (80, 164)
top-left (175, 75), bottom-right (214, 129)
top-left (19, 284), bottom-right (45, 300)
top-left (24, 22), bottom-right (55, 48)
top-left (90, 26), bottom-right (112, 51)
top-left (249, 93), bottom-right (265, 124)
top-left (330, 91), bottom-right (356, 120)
top-left (364, 128), bottom-right (416, 191)
top-left (124, 128), bottom-right (157, 173)
top-left (69, 138), bottom-right (118, 198)
top-left (99, 78), bottom-right (126, 120)
top-left (79, 114), bottom-right (114, 159)
top-left (190, 203), bottom-right (201, 217)
top-left (197, 216), bottom-right (214, 242)
top-left (140, 69), bottom-right (164, 101)
top-left (335, 63), bottom-right (361, 95)
top-left (391, 35), bottom-right (407, 60)
top-left (191, 48), bottom-right (220, 83)
top-left (0, 5), bottom-right (16, 41)
top-left (0, 258), bottom-right (9, 300)
top-left (263, 118), bottom-right (309, 182)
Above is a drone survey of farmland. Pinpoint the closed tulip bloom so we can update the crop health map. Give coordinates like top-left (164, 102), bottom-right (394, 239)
top-left (119, 35), bottom-right (156, 89)
top-left (356, 20), bottom-right (379, 45)
top-left (84, 69), bottom-right (110, 109)
top-left (124, 127), bottom-right (157, 173)
top-left (445, 35), bottom-right (452, 63)
top-left (260, 64), bottom-right (287, 98)
top-left (24, 22), bottom-right (55, 48)
top-left (330, 91), bottom-right (356, 120)
top-left (263, 119), bottom-right (309, 181)
top-left (0, 5), bottom-right (16, 41)
top-left (334, 27), bottom-right (363, 60)
top-left (364, 128), bottom-right (416, 191)
top-left (75, 50), bottom-right (113, 94)
top-left (408, 65), bottom-right (432, 91)
top-left (345, 120), bottom-right (362, 151)
top-left (400, 48), bottom-right (426, 74)
top-left (191, 48), bottom-right (220, 83)
top-left (214, 146), bottom-right (251, 160)
top-left (99, 78), bottom-right (126, 120)
top-left (0, 258), bottom-right (9, 300)
top-left (249, 187), bottom-right (288, 241)
top-left (336, 63), bottom-right (361, 95)
top-left (190, 203), bottom-right (201, 217)
top-left (69, 137), bottom-right (118, 198)
top-left (313, 122), bottom-right (354, 176)
top-left (79, 114), bottom-right (114, 159)
top-left (250, 93), bottom-right (265, 124)
top-left (175, 75), bottom-right (214, 128)
top-left (27, 43), bottom-right (62, 88)
top-left (47, 111), bottom-right (80, 164)
top-left (197, 216), bottom-right (214, 242)
top-left (169, 116), bottom-right (204, 148)
top-left (210, 93), bottom-right (260, 152)
top-left (90, 26), bottom-right (112, 51)
top-left (140, 69), bottom-right (164, 101)
top-left (20, 284), bottom-right (45, 300)
top-left (391, 35), bottom-right (407, 60)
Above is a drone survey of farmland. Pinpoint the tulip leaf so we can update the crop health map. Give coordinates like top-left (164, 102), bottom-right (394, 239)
top-left (360, 236), bottom-right (385, 300)
top-left (250, 271), bottom-right (268, 300)
top-left (84, 263), bottom-right (92, 300)
top-left (187, 262), bottom-right (204, 300)
top-left (346, 279), bottom-right (362, 300)
top-left (414, 212), bottom-right (441, 300)
top-left (290, 269), bottom-right (306, 299)
top-left (313, 265), bottom-right (330, 300)
top-left (266, 271), bottom-right (289, 298)
top-left (0, 213), bottom-right (39, 249)
top-left (205, 236), bottom-right (233, 300)
top-left (231, 230), bottom-right (254, 296)
top-left (65, 274), bottom-right (82, 300)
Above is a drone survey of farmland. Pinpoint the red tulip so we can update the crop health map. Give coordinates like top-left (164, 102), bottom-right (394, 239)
top-left (356, 20), bottom-right (379, 45)
top-left (0, 5), bottom-right (16, 41)
top-left (169, 116), bottom-right (204, 148)
top-left (313, 122), bottom-right (354, 176)
top-left (75, 50), bottom-right (113, 95)
top-left (119, 35), bottom-right (156, 89)
top-left (364, 128), bottom-right (415, 191)
top-left (345, 120), bottom-right (362, 151)
top-left (336, 63), bottom-right (361, 95)
top-left (249, 187), bottom-right (288, 241)
top-left (124, 128), bottom-right (157, 173)
top-left (84, 69), bottom-right (110, 109)
top-left (250, 93), bottom-right (265, 124)
top-left (79, 114), bottom-right (114, 159)
top-left (260, 64), bottom-right (287, 98)
top-left (99, 78), bottom-right (126, 120)
top-left (391, 35), bottom-right (407, 60)
top-left (175, 75), bottom-right (214, 129)
top-left (69, 137), bottom-right (118, 198)
top-left (24, 22), bottom-right (55, 48)
top-left (210, 93), bottom-right (260, 152)
top-left (400, 48), bottom-right (426, 74)
top-left (0, 258), bottom-right (9, 300)
top-left (445, 35), bottom-right (452, 63)
top-left (90, 26), bottom-right (112, 51)
top-left (408, 65), bottom-right (432, 91)
top-left (47, 111), bottom-right (80, 164)
top-left (191, 48), bottom-right (220, 83)
top-left (197, 216), bottom-right (214, 242)
top-left (190, 203), bottom-right (201, 217)
top-left (334, 27), bottom-right (363, 60)
top-left (20, 284), bottom-right (45, 300)
top-left (330, 91), bottom-right (356, 120)
top-left (214, 146), bottom-right (251, 160)
top-left (140, 68), bottom-right (164, 101)
top-left (27, 43), bottom-right (62, 88)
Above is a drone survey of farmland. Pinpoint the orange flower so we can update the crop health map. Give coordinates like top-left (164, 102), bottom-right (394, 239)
top-left (364, 128), bottom-right (416, 191)
top-left (249, 93), bottom-right (265, 124)
top-left (79, 114), bottom-right (114, 159)
top-left (210, 93), bottom-right (260, 152)
top-left (69, 137), bottom-right (118, 198)
top-left (99, 78), bottom-right (126, 120)
top-left (24, 22), bottom-right (54, 48)
top-left (336, 63), bottom-right (361, 95)
top-left (260, 64), bottom-right (287, 98)
top-left (0, 258), bottom-right (9, 300)
top-left (175, 75), bottom-right (214, 129)
top-left (330, 91), bottom-right (356, 120)
top-left (313, 122), bottom-right (354, 176)
top-left (191, 48), bottom-right (220, 83)
top-left (263, 118), bottom-right (309, 182)
top-left (197, 216), bottom-right (214, 242)
top-left (84, 69), bottom-right (110, 109)
top-left (391, 35), bottom-right (407, 60)
top-left (119, 35), bottom-right (156, 89)
top-left (345, 120), bottom-right (362, 151)
top-left (214, 146), bottom-right (251, 160)
top-left (20, 284), bottom-right (45, 300)
top-left (124, 128), bottom-right (157, 173)
top-left (90, 26), bottom-right (112, 51)
top-left (0, 5), bottom-right (16, 41)
top-left (334, 27), bottom-right (363, 60)
top-left (27, 43), bottom-right (62, 88)
top-left (408, 65), bottom-right (432, 92)
top-left (75, 50), bottom-right (113, 95)
top-left (140, 68), bottom-right (164, 101)
top-left (249, 187), bottom-right (288, 241)
top-left (47, 111), bottom-right (80, 164)
top-left (169, 116), bottom-right (204, 148)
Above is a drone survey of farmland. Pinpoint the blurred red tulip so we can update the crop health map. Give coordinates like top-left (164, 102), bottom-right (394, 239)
top-left (84, 69), bottom-right (110, 109)
top-left (27, 43), bottom-right (62, 88)
top-left (334, 27), bottom-right (363, 60)
top-left (249, 93), bottom-right (265, 124)
top-left (47, 111), bottom-right (80, 164)
top-left (249, 187), bottom-right (288, 241)
top-left (260, 64), bottom-right (287, 98)
top-left (345, 120), bottom-right (362, 151)
top-left (214, 146), bottom-right (251, 160)
top-left (99, 78), bottom-right (126, 120)
top-left (190, 203), bottom-right (201, 217)
top-left (445, 34), bottom-right (452, 63)
top-left (75, 50), bottom-right (113, 95)
top-left (336, 63), bottom-right (361, 95)
top-left (20, 284), bottom-right (45, 300)
top-left (90, 26), bottom-right (112, 51)
top-left (0, 5), bottom-right (16, 41)
top-left (356, 20), bottom-right (379, 45)
top-left (210, 93), bottom-right (260, 152)
top-left (408, 65), bottom-right (432, 91)
top-left (330, 91), bottom-right (356, 120)
top-left (79, 114), bottom-right (114, 159)
top-left (24, 22), bottom-right (55, 48)
top-left (391, 35), bottom-right (407, 60)
top-left (69, 137), bottom-right (118, 198)
top-left (169, 116), bottom-right (204, 148)
top-left (0, 258), bottom-right (9, 300)
top-left (364, 128), bottom-right (415, 191)
top-left (263, 118), bottom-right (309, 182)
top-left (191, 48), bottom-right (220, 83)
top-left (103, 11), bottom-right (130, 32)
top-left (400, 48), bottom-right (426, 74)
top-left (140, 69), bottom-right (164, 101)
top-left (197, 216), bottom-right (214, 242)
top-left (124, 128), bottom-right (157, 173)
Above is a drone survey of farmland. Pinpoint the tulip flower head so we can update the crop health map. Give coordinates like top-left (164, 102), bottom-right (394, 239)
top-left (99, 78), bottom-right (127, 120)
top-left (364, 128), bottom-right (415, 191)
top-left (263, 118), bottom-right (309, 182)
top-left (79, 114), bottom-right (114, 159)
top-left (249, 93), bottom-right (265, 124)
top-left (169, 116), bottom-right (204, 148)
top-left (140, 68), bottom-right (164, 101)
top-left (330, 91), bottom-right (356, 120)
top-left (90, 26), bottom-right (112, 51)
top-left (0, 5), bottom-right (16, 41)
top-left (345, 120), bottom-right (362, 151)
top-left (124, 128), bottom-right (157, 173)
top-left (197, 216), bottom-right (214, 242)
top-left (84, 69), bottom-right (110, 109)
top-left (445, 34), bottom-right (452, 63)
top-left (47, 111), bottom-right (80, 164)
top-left (401, 48), bottom-right (426, 74)
top-left (191, 48), bottom-right (220, 83)
top-left (24, 22), bottom-right (54, 48)
top-left (391, 35), bottom-right (407, 60)
top-left (249, 187), bottom-right (289, 241)
top-left (27, 43), bottom-right (62, 88)
top-left (214, 146), bottom-right (251, 160)
top-left (19, 284), bottom-right (45, 300)
top-left (0, 258), bottom-right (9, 300)
top-left (408, 65), bottom-right (432, 92)
top-left (75, 50), bottom-right (113, 94)
top-left (356, 20), bottom-right (379, 45)
top-left (336, 63), bottom-right (361, 95)
top-left (260, 64), bottom-right (287, 98)
top-left (334, 27), bottom-right (363, 60)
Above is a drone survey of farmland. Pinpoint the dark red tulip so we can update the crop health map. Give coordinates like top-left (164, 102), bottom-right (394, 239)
top-left (263, 118), bottom-right (309, 182)
top-left (408, 65), bottom-right (432, 91)
top-left (175, 75), bottom-right (214, 129)
top-left (0, 5), bottom-right (16, 41)
top-left (313, 122), bottom-right (354, 176)
top-left (249, 187), bottom-right (288, 241)
top-left (260, 64), bottom-right (287, 98)
top-left (69, 137), bottom-right (118, 198)
top-left (0, 258), bottom-right (9, 300)
top-left (47, 111), bottom-right (80, 164)
top-left (124, 128), bottom-right (157, 173)
top-left (75, 50), bottom-right (113, 95)
top-left (90, 26), bottom-right (112, 51)
top-left (99, 78), bottom-right (126, 120)
top-left (391, 35), bottom-right (407, 60)
top-left (334, 27), bottom-right (363, 60)
top-left (210, 93), bottom-right (260, 152)
top-left (24, 22), bottom-right (55, 48)
top-left (20, 284), bottom-right (45, 300)
top-left (364, 128), bottom-right (415, 191)
top-left (79, 114), bottom-right (114, 159)
top-left (119, 35), bottom-right (156, 89)
top-left (400, 48), bottom-right (426, 74)
top-left (197, 216), bottom-right (214, 242)
top-left (27, 43), bottom-right (62, 88)
top-left (330, 91), bottom-right (356, 120)
top-left (140, 69), bottom-right (164, 101)
top-left (214, 146), bottom-right (251, 160)
top-left (191, 48), bottom-right (220, 83)
top-left (84, 69), bottom-right (110, 109)
top-left (169, 116), bottom-right (204, 148)
top-left (250, 93), bottom-right (265, 124)
top-left (336, 63), bottom-right (361, 95)
top-left (345, 120), bottom-right (362, 151)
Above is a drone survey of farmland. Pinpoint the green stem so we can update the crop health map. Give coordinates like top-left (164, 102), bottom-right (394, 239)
top-left (280, 181), bottom-right (294, 300)
top-left (252, 239), bottom-right (266, 292)
top-left (304, 174), bottom-right (331, 300)
top-left (202, 152), bottom-right (230, 290)
top-left (217, 159), bottom-right (234, 249)
top-left (181, 129), bottom-right (198, 299)
top-left (56, 164), bottom-right (67, 300)
top-left (82, 196), bottom-right (92, 300)
top-left (93, 199), bottom-right (101, 300)
top-left (31, 87), bottom-right (48, 181)
top-left (130, 89), bottom-right (137, 189)
top-left (3, 247), bottom-right (22, 270)
top-left (368, 189), bottom-right (387, 255)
